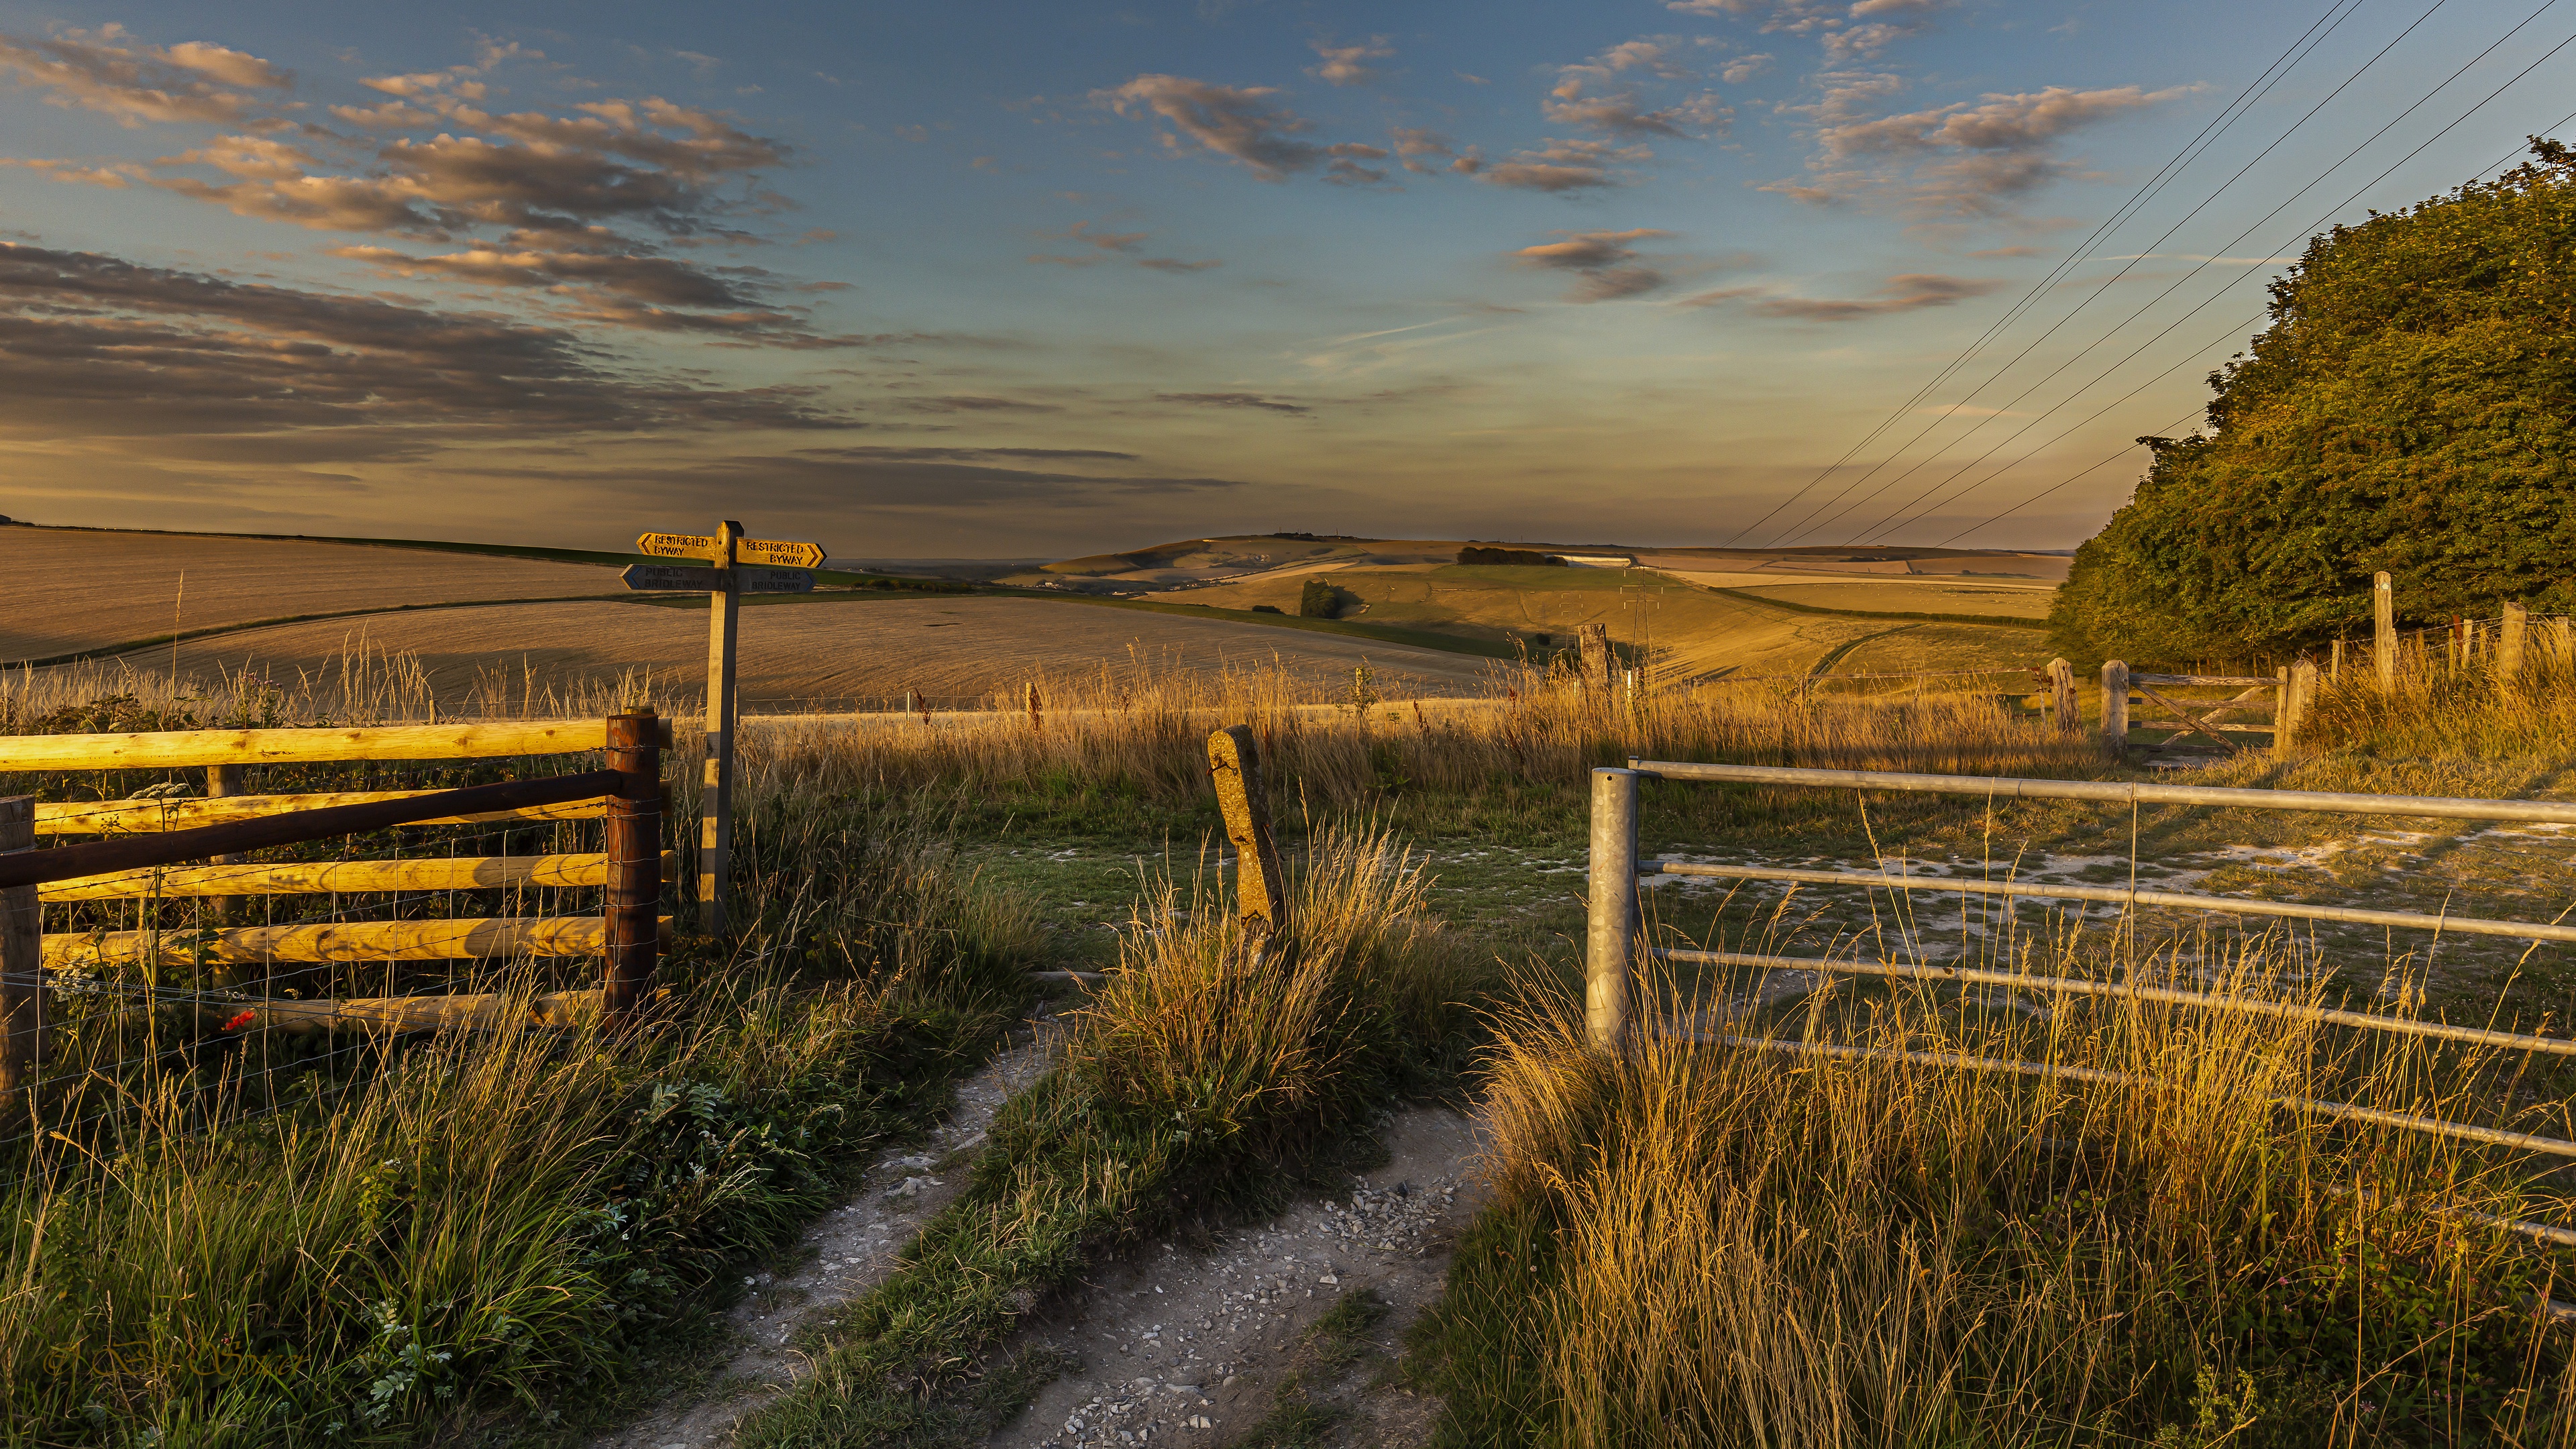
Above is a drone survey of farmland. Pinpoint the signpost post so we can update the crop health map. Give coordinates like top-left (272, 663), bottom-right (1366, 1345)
top-left (625, 522), bottom-right (824, 935)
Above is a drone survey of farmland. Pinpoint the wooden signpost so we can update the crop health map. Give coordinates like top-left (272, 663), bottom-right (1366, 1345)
top-left (624, 521), bottom-right (824, 934)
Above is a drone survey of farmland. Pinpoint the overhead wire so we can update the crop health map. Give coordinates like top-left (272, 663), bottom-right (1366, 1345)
top-left (1933, 103), bottom-right (2576, 546)
top-left (1844, 3), bottom-right (2576, 543)
top-left (1777, 0), bottom-right (2462, 547)
top-left (1714, 0), bottom-right (2371, 549)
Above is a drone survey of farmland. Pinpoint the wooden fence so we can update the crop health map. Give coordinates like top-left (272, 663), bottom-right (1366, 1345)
top-left (0, 711), bottom-right (669, 1130)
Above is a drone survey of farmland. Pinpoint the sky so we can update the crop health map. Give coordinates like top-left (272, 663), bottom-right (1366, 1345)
top-left (0, 0), bottom-right (2568, 559)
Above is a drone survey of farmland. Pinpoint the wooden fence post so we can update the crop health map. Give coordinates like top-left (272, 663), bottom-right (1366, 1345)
top-left (700, 519), bottom-right (742, 936)
top-left (2331, 638), bottom-right (2344, 682)
top-left (1586, 768), bottom-right (1640, 1050)
top-left (1207, 726), bottom-right (1287, 940)
top-left (2281, 659), bottom-right (2318, 753)
top-left (2049, 657), bottom-right (2079, 738)
top-left (604, 710), bottom-right (663, 1020)
top-left (206, 763), bottom-right (244, 925)
top-left (1578, 623), bottom-right (1615, 694)
top-left (2374, 572), bottom-right (2396, 691)
top-left (1026, 682), bottom-right (1044, 732)
top-left (2100, 660), bottom-right (2129, 750)
top-left (2556, 616), bottom-right (2574, 668)
top-left (2503, 601), bottom-right (2529, 681)
top-left (0, 797), bottom-right (40, 1118)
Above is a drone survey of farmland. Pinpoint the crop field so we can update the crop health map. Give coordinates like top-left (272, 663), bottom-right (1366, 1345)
top-left (1157, 560), bottom-right (2047, 680)
top-left (76, 593), bottom-right (1501, 708)
top-left (1680, 574), bottom-right (2056, 619)
top-left (0, 526), bottom-right (622, 663)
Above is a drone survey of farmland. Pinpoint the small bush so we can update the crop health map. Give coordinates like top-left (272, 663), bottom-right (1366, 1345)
top-left (1298, 578), bottom-right (1341, 619)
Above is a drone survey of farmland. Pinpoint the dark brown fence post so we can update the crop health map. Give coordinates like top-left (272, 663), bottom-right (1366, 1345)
top-left (1207, 725), bottom-right (1288, 941)
top-left (2048, 657), bottom-right (2080, 737)
top-left (0, 797), bottom-right (41, 1116)
top-left (604, 709), bottom-right (663, 1022)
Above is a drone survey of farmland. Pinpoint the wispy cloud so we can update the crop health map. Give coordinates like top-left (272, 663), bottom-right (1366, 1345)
top-left (1704, 271), bottom-right (2004, 320)
top-left (1308, 36), bottom-right (1393, 87)
top-left (1098, 74), bottom-right (1326, 180)
top-left (1477, 137), bottom-right (1651, 193)
top-left (1157, 390), bottom-right (1311, 415)
top-left (0, 26), bottom-right (290, 127)
top-left (1513, 228), bottom-right (1680, 301)
top-left (1774, 80), bottom-right (2194, 216)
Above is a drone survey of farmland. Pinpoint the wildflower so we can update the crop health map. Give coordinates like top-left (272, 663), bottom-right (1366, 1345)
top-left (221, 1009), bottom-right (256, 1032)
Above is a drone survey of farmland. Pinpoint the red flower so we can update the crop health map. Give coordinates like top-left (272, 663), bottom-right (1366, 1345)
top-left (221, 1009), bottom-right (257, 1032)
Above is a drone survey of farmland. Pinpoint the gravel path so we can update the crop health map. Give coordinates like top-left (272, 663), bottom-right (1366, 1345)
top-left (985, 1105), bottom-right (1489, 1449)
top-left (593, 1037), bottom-right (1057, 1449)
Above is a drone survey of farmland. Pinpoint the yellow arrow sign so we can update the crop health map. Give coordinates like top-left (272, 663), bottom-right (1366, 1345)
top-left (636, 533), bottom-right (825, 570)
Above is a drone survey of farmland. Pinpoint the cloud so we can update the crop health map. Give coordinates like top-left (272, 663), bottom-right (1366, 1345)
top-left (1137, 257), bottom-right (1222, 272)
top-left (1054, 220), bottom-right (1148, 252)
top-left (1544, 89), bottom-right (1730, 138)
top-left (1781, 81), bottom-right (2193, 215)
top-left (902, 395), bottom-right (1062, 413)
top-left (1968, 244), bottom-right (2041, 257)
top-left (1097, 74), bottom-right (1324, 180)
top-left (1513, 228), bottom-right (1678, 302)
top-left (0, 241), bottom-right (845, 439)
top-left (1720, 54), bottom-right (1773, 83)
top-left (1391, 127), bottom-right (1477, 175)
top-left (1309, 37), bottom-right (1393, 87)
top-left (1324, 140), bottom-right (1391, 186)
top-left (799, 444), bottom-right (1141, 462)
top-left (1741, 271), bottom-right (2004, 319)
top-left (0, 27), bottom-right (289, 126)
top-left (1478, 138), bottom-right (1649, 193)
top-left (1156, 391), bottom-right (1311, 415)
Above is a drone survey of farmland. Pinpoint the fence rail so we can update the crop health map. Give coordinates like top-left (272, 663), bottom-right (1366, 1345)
top-left (1, 710), bottom-right (667, 1128)
top-left (1587, 759), bottom-right (2576, 1161)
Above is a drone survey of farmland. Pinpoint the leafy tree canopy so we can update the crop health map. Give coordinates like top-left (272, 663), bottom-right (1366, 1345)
top-left (2049, 141), bottom-right (2576, 667)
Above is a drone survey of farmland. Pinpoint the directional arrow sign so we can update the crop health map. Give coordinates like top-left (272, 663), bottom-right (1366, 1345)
top-left (738, 567), bottom-right (814, 594)
top-left (636, 532), bottom-right (824, 570)
top-left (635, 532), bottom-right (716, 559)
top-left (621, 564), bottom-right (816, 594)
top-left (737, 539), bottom-right (826, 570)
top-left (621, 563), bottom-right (716, 592)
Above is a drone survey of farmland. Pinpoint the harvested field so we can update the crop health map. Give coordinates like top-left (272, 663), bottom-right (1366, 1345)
top-left (1, 527), bottom-right (616, 663)
top-left (87, 595), bottom-right (1503, 709)
top-left (1710, 576), bottom-right (2057, 619)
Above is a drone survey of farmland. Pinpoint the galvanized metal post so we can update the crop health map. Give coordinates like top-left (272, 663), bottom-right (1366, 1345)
top-left (1586, 767), bottom-right (1640, 1050)
top-left (2100, 661), bottom-right (2129, 750)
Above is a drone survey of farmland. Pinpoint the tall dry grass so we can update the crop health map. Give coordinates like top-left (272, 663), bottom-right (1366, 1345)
top-left (735, 822), bottom-right (1489, 1447)
top-left (1430, 929), bottom-right (2576, 1448)
top-left (739, 659), bottom-right (2100, 817)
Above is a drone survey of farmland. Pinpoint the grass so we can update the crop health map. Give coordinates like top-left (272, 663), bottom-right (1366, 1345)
top-left (0, 656), bottom-right (1057, 1446)
top-left (23, 631), bottom-right (2576, 1447)
top-left (1409, 938), bottom-right (2576, 1447)
top-left (727, 824), bottom-right (1486, 1446)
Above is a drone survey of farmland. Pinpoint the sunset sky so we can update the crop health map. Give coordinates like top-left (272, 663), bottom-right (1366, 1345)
top-left (0, 0), bottom-right (2566, 559)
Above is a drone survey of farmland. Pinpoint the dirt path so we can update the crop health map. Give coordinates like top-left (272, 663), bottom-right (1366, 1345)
top-left (983, 1106), bottom-right (1489, 1449)
top-left (593, 1037), bottom-right (1057, 1449)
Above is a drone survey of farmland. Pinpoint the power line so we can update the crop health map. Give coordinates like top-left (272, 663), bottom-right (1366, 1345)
top-left (1778, 0), bottom-right (2458, 547)
top-left (1845, 5), bottom-right (2576, 546)
top-left (1932, 107), bottom-right (2576, 547)
top-left (1714, 0), bottom-right (2369, 549)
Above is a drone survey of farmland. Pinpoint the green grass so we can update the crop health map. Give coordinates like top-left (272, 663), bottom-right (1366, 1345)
top-left (729, 827), bottom-right (1485, 1447)
top-left (1696, 581), bottom-right (2052, 629)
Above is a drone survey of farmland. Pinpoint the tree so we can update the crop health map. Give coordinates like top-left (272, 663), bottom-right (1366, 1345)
top-left (1299, 576), bottom-right (1340, 618)
top-left (2050, 140), bottom-right (2576, 667)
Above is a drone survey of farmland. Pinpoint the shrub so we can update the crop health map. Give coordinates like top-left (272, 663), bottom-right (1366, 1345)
top-left (1298, 578), bottom-right (1341, 619)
